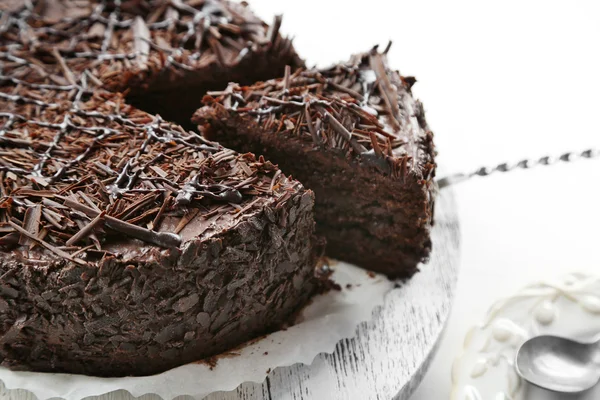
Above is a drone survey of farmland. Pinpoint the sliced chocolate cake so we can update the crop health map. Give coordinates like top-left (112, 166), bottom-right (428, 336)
top-left (1, 0), bottom-right (303, 127)
top-left (194, 45), bottom-right (436, 278)
top-left (0, 0), bottom-right (437, 379)
top-left (0, 81), bottom-right (321, 376)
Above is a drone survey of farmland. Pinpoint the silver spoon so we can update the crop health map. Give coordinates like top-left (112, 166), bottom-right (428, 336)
top-left (515, 335), bottom-right (600, 393)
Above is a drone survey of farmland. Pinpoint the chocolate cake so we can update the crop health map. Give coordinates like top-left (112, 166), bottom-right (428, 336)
top-left (0, 0), bottom-right (303, 127)
top-left (194, 45), bottom-right (436, 278)
top-left (0, 0), bottom-right (436, 379)
top-left (0, 1), bottom-right (321, 373)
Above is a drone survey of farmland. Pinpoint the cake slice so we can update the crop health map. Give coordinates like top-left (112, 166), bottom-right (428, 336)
top-left (0, 84), bottom-right (321, 376)
top-left (1, 0), bottom-right (303, 127)
top-left (194, 45), bottom-right (436, 278)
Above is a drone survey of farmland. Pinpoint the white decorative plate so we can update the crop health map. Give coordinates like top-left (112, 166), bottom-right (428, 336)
top-left (451, 273), bottom-right (600, 400)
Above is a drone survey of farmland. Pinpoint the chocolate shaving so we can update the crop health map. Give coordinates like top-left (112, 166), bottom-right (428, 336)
top-left (176, 174), bottom-right (243, 206)
top-left (327, 81), bottom-right (364, 101)
top-left (66, 211), bottom-right (105, 246)
top-left (51, 48), bottom-right (76, 86)
top-left (282, 65), bottom-right (291, 95)
top-left (132, 16), bottom-right (151, 69)
top-left (9, 221), bottom-right (87, 266)
top-left (324, 112), bottom-right (367, 155)
top-left (18, 204), bottom-right (41, 247)
top-left (208, 37), bottom-right (227, 67)
top-left (151, 194), bottom-right (171, 231)
top-left (369, 51), bottom-right (401, 131)
top-left (174, 208), bottom-right (200, 234)
top-left (368, 132), bottom-right (383, 157)
top-left (269, 170), bottom-right (282, 192)
top-left (267, 15), bottom-right (282, 47)
top-left (383, 40), bottom-right (393, 55)
top-left (304, 103), bottom-right (321, 146)
top-left (60, 196), bottom-right (181, 248)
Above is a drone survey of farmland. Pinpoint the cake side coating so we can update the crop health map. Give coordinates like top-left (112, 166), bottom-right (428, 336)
top-left (0, 74), bottom-right (321, 376)
top-left (194, 45), bottom-right (436, 277)
top-left (0, 0), bottom-right (304, 126)
top-left (0, 186), bottom-right (318, 377)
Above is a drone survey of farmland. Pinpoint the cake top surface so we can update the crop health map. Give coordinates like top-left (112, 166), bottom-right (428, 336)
top-left (0, 0), bottom-right (294, 90)
top-left (197, 45), bottom-right (435, 181)
top-left (0, 79), bottom-right (298, 265)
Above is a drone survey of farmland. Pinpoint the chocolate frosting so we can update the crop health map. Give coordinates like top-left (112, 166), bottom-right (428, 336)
top-left (0, 0), bottom-right (303, 92)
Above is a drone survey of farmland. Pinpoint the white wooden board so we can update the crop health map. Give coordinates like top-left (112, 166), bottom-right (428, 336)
top-left (0, 187), bottom-right (460, 400)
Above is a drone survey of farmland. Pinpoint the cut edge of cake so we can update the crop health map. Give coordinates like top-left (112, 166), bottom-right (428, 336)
top-left (193, 44), bottom-right (436, 278)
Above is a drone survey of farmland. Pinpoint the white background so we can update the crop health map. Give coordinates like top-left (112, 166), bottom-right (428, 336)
top-left (248, 0), bottom-right (600, 398)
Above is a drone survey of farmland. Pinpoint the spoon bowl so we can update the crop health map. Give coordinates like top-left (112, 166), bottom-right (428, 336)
top-left (515, 335), bottom-right (600, 393)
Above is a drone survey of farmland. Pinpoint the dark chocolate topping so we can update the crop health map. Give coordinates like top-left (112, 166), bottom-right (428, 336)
top-left (197, 44), bottom-right (436, 180)
top-left (0, 0), bottom-right (299, 91)
top-left (0, 80), bottom-right (298, 262)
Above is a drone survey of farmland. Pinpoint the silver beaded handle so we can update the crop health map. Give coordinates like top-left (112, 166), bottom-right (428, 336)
top-left (437, 147), bottom-right (599, 189)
